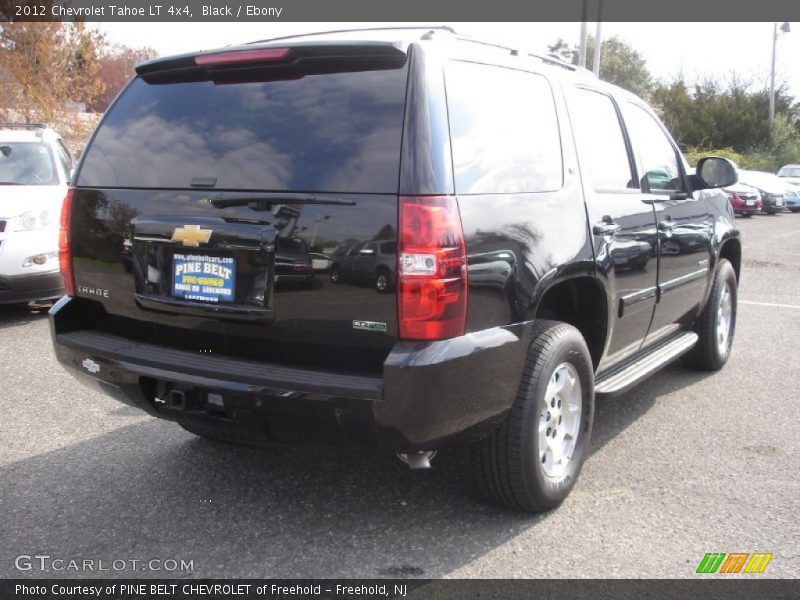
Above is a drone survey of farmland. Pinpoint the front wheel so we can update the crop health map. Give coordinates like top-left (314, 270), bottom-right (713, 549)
top-left (684, 258), bottom-right (737, 371)
top-left (472, 320), bottom-right (594, 512)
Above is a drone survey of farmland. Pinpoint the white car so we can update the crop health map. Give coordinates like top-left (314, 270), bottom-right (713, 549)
top-left (0, 124), bottom-right (72, 305)
top-left (777, 164), bottom-right (800, 187)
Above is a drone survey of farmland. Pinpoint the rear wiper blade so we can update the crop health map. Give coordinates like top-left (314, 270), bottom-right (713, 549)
top-left (208, 193), bottom-right (357, 210)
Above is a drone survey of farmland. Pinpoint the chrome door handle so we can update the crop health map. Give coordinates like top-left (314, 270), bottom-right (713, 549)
top-left (593, 221), bottom-right (620, 236)
top-left (658, 219), bottom-right (675, 232)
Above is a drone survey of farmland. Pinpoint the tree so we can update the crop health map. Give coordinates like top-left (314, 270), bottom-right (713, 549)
top-left (0, 22), bottom-right (106, 149)
top-left (89, 44), bottom-right (157, 113)
top-left (651, 75), bottom-right (798, 152)
top-left (0, 22), bottom-right (106, 117)
top-left (547, 35), bottom-right (653, 99)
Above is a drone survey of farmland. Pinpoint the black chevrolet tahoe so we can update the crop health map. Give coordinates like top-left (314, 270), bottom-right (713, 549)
top-left (50, 28), bottom-right (742, 512)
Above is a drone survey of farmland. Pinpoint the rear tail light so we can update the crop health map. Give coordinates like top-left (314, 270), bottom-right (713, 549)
top-left (195, 48), bottom-right (291, 67)
top-left (398, 195), bottom-right (467, 340)
top-left (59, 188), bottom-right (76, 296)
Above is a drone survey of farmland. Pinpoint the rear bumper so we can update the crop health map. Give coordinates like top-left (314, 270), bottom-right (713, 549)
top-left (0, 271), bottom-right (64, 304)
top-left (49, 297), bottom-right (530, 451)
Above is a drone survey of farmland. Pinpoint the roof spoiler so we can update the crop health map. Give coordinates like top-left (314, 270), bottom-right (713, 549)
top-left (135, 41), bottom-right (408, 78)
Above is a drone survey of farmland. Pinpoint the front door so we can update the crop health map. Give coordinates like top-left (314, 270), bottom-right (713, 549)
top-left (619, 101), bottom-right (712, 347)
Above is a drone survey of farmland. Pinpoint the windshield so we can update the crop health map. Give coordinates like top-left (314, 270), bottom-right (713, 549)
top-left (778, 167), bottom-right (800, 178)
top-left (0, 142), bottom-right (59, 185)
top-left (740, 171), bottom-right (783, 189)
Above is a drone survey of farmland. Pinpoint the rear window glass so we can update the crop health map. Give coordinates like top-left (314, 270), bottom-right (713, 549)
top-left (77, 65), bottom-right (408, 193)
top-left (0, 142), bottom-right (58, 185)
top-left (445, 61), bottom-right (563, 194)
top-left (276, 237), bottom-right (309, 253)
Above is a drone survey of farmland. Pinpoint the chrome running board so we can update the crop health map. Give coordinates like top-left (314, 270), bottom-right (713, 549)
top-left (595, 332), bottom-right (699, 396)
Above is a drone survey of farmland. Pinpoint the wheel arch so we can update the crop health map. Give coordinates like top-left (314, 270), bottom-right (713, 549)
top-left (531, 275), bottom-right (609, 370)
top-left (718, 237), bottom-right (742, 282)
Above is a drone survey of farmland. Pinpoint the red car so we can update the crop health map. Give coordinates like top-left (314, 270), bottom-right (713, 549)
top-left (724, 182), bottom-right (761, 217)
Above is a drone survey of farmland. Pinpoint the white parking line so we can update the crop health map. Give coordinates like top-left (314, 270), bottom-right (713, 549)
top-left (740, 300), bottom-right (800, 310)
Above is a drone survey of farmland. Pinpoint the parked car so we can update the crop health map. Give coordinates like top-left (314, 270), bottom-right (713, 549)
top-left (723, 182), bottom-right (762, 217)
top-left (50, 28), bottom-right (741, 513)
top-left (0, 123), bottom-right (71, 306)
top-left (785, 187), bottom-right (800, 212)
top-left (330, 240), bottom-right (397, 292)
top-left (274, 236), bottom-right (315, 286)
top-left (777, 164), bottom-right (800, 187)
top-left (737, 170), bottom-right (787, 214)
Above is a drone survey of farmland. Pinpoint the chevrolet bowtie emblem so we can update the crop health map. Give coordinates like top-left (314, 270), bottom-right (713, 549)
top-left (171, 225), bottom-right (212, 247)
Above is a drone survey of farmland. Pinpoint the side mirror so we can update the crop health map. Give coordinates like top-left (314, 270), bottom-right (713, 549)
top-left (696, 156), bottom-right (738, 189)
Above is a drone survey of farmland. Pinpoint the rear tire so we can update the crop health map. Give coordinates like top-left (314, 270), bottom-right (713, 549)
top-left (684, 258), bottom-right (737, 371)
top-left (472, 320), bottom-right (594, 512)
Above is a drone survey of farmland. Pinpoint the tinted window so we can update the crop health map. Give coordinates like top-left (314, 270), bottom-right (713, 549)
top-left (78, 66), bottom-right (408, 193)
top-left (569, 88), bottom-right (635, 191)
top-left (445, 61), bottom-right (562, 194)
top-left (380, 241), bottom-right (396, 254)
top-left (0, 142), bottom-right (58, 185)
top-left (621, 102), bottom-right (684, 193)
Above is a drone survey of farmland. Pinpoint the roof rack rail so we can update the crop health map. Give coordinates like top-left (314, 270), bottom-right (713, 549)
top-left (248, 26), bottom-right (458, 46)
top-left (453, 34), bottom-right (517, 54)
top-left (450, 33), bottom-right (596, 76)
top-left (0, 122), bottom-right (48, 130)
top-left (529, 51), bottom-right (597, 76)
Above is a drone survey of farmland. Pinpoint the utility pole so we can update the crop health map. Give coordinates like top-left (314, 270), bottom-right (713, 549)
top-left (578, 0), bottom-right (588, 68)
top-left (592, 2), bottom-right (603, 77)
top-left (769, 22), bottom-right (791, 144)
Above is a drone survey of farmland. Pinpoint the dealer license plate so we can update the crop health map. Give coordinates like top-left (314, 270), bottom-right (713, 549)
top-left (172, 253), bottom-right (236, 303)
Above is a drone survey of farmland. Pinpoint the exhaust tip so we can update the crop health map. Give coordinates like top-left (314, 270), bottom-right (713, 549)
top-left (397, 450), bottom-right (437, 470)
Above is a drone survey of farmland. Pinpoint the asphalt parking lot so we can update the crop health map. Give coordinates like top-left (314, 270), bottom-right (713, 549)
top-left (1, 213), bottom-right (799, 579)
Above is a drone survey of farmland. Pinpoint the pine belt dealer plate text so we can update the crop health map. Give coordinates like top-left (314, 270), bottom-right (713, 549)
top-left (172, 253), bottom-right (236, 303)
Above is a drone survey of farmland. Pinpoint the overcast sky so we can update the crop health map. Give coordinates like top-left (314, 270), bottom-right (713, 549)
top-left (96, 22), bottom-right (800, 99)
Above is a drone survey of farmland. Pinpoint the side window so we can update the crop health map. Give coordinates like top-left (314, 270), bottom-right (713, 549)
top-left (53, 141), bottom-right (73, 182)
top-left (380, 241), bottom-right (396, 255)
top-left (621, 103), bottom-right (684, 193)
top-left (445, 61), bottom-right (563, 194)
top-left (568, 87), bottom-right (636, 192)
top-left (347, 244), bottom-right (364, 257)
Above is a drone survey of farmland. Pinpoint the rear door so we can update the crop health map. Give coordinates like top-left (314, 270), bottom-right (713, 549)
top-left (618, 101), bottom-right (712, 346)
top-left (71, 45), bottom-right (410, 373)
top-left (567, 85), bottom-right (659, 368)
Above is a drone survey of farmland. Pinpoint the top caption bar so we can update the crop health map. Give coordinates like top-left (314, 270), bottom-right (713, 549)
top-left (2, 0), bottom-right (800, 22)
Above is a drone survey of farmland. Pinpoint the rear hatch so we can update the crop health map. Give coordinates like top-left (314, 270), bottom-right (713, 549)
top-left (70, 42), bottom-right (409, 373)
